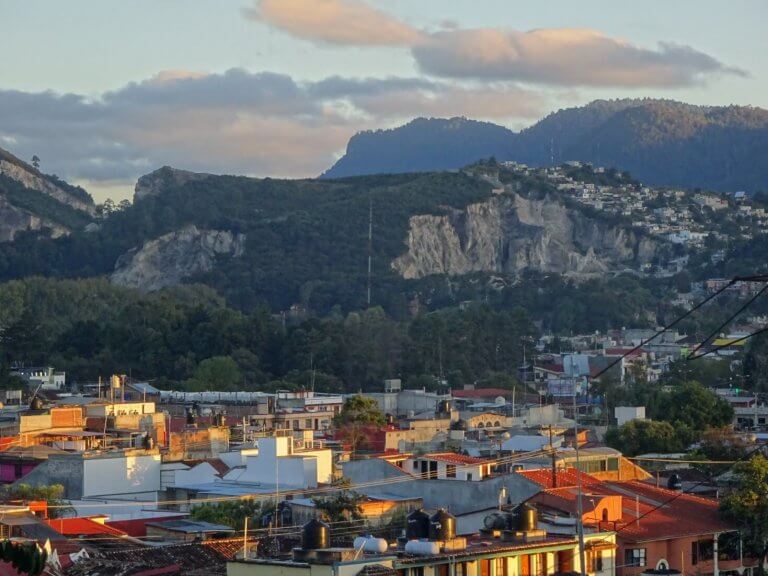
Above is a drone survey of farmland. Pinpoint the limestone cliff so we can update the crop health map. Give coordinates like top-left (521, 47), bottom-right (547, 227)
top-left (134, 166), bottom-right (211, 201)
top-left (110, 225), bottom-right (246, 291)
top-left (0, 195), bottom-right (68, 242)
top-left (392, 193), bottom-right (657, 279)
top-left (0, 158), bottom-right (95, 215)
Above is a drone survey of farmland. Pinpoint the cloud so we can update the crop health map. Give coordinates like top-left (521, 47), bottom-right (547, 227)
top-left (244, 2), bottom-right (742, 88)
top-left (412, 28), bottom-right (745, 87)
top-left (0, 69), bottom-right (544, 194)
top-left (245, 0), bottom-right (423, 46)
top-left (319, 77), bottom-right (544, 119)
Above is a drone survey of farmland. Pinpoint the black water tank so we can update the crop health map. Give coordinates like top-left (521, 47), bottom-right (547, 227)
top-left (29, 396), bottom-right (44, 411)
top-left (667, 473), bottom-right (683, 491)
top-left (302, 519), bottom-right (330, 550)
top-left (406, 509), bottom-right (430, 539)
top-left (516, 504), bottom-right (538, 532)
top-left (437, 400), bottom-right (451, 414)
top-left (429, 509), bottom-right (456, 541)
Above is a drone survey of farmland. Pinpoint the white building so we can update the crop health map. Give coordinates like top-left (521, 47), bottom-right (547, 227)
top-left (614, 406), bottom-right (646, 427)
top-left (11, 367), bottom-right (65, 390)
top-left (222, 433), bottom-right (333, 488)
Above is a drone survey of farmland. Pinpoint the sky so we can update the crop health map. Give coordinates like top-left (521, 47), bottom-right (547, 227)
top-left (0, 0), bottom-right (765, 201)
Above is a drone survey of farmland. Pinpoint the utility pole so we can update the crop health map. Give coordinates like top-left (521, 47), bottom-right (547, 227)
top-left (573, 392), bottom-right (586, 576)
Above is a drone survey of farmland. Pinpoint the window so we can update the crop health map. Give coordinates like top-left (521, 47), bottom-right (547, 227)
top-left (437, 565), bottom-right (449, 576)
top-left (606, 458), bottom-right (619, 471)
top-left (535, 553), bottom-right (548, 576)
top-left (455, 563), bottom-right (467, 576)
top-left (305, 418), bottom-right (312, 428)
top-left (446, 464), bottom-right (456, 478)
top-left (625, 549), bottom-right (646, 567)
top-left (495, 557), bottom-right (508, 576)
top-left (691, 541), bottom-right (698, 565)
top-left (467, 473), bottom-right (473, 481)
top-left (601, 508), bottom-right (609, 522)
top-left (411, 568), bottom-right (424, 576)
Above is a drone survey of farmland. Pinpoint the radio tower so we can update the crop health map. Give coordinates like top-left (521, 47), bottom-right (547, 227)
top-left (367, 196), bottom-right (373, 307)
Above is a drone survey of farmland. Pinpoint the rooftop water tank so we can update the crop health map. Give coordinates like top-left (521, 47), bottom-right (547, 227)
top-left (406, 509), bottom-right (430, 540)
top-left (404, 540), bottom-right (441, 556)
top-left (353, 536), bottom-right (388, 554)
top-left (429, 509), bottom-right (456, 541)
top-left (301, 519), bottom-right (330, 550)
top-left (516, 504), bottom-right (538, 532)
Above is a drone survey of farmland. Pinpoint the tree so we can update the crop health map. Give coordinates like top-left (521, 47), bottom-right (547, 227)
top-left (690, 427), bottom-right (748, 478)
top-left (721, 455), bottom-right (768, 575)
top-left (662, 381), bottom-right (734, 431)
top-left (605, 419), bottom-right (686, 456)
top-left (31, 156), bottom-right (40, 170)
top-left (183, 356), bottom-right (242, 391)
top-left (334, 395), bottom-right (385, 427)
top-left (190, 498), bottom-right (262, 529)
top-left (333, 396), bottom-right (385, 453)
top-left (312, 488), bottom-right (364, 522)
top-left (1, 483), bottom-right (69, 519)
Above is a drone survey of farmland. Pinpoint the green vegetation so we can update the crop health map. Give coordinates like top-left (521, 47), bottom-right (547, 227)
top-left (721, 455), bottom-right (768, 575)
top-left (604, 381), bottom-right (734, 455)
top-left (325, 99), bottom-right (768, 192)
top-left (1, 483), bottom-right (69, 519)
top-left (0, 170), bottom-right (494, 313)
top-left (190, 498), bottom-right (265, 530)
top-left (605, 420), bottom-right (681, 456)
top-left (312, 486), bottom-right (364, 522)
top-left (333, 396), bottom-right (386, 453)
top-left (334, 396), bottom-right (386, 427)
top-left (0, 277), bottom-right (536, 391)
top-left (0, 174), bottom-right (92, 230)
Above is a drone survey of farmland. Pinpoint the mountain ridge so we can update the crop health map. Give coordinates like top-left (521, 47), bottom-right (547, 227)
top-left (322, 99), bottom-right (768, 192)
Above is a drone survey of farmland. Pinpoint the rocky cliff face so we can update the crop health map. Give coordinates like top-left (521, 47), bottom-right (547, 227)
top-left (134, 166), bottom-right (211, 201)
top-left (392, 193), bottom-right (657, 279)
top-left (0, 195), bottom-right (68, 242)
top-left (110, 225), bottom-right (246, 291)
top-left (0, 158), bottom-right (94, 215)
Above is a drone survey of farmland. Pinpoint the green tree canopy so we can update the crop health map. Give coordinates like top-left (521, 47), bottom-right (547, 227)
top-left (333, 396), bottom-right (385, 427)
top-left (605, 419), bottom-right (689, 456)
top-left (184, 356), bottom-right (242, 391)
top-left (721, 455), bottom-right (768, 575)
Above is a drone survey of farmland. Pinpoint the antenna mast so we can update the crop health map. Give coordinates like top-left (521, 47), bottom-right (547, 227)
top-left (367, 195), bottom-right (373, 307)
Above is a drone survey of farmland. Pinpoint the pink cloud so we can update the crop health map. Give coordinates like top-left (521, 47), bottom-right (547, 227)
top-left (413, 28), bottom-right (745, 87)
top-left (246, 0), bottom-right (423, 46)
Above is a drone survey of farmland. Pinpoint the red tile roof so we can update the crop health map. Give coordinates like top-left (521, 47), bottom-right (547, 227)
top-left (602, 480), bottom-right (734, 541)
top-left (603, 348), bottom-right (646, 358)
top-left (517, 467), bottom-right (600, 489)
top-left (535, 364), bottom-right (565, 374)
top-left (530, 478), bottom-right (735, 543)
top-left (181, 458), bottom-right (230, 477)
top-left (419, 452), bottom-right (488, 465)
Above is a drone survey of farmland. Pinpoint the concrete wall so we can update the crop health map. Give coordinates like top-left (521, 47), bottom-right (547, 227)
top-left (15, 455), bottom-right (85, 499)
top-left (172, 462), bottom-right (221, 488)
top-left (343, 459), bottom-right (540, 515)
top-left (83, 452), bottom-right (161, 497)
top-left (86, 402), bottom-right (156, 417)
